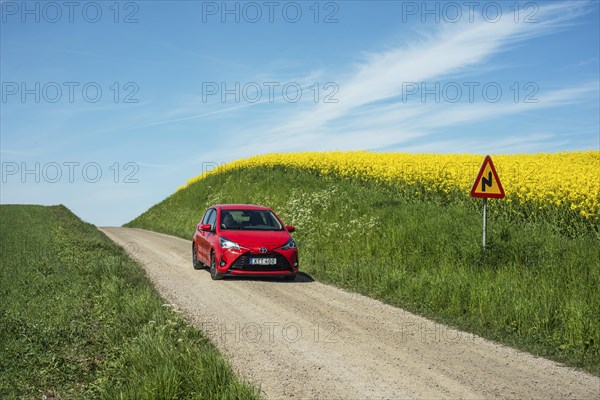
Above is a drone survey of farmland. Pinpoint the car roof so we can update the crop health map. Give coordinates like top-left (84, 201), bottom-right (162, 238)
top-left (214, 204), bottom-right (271, 211)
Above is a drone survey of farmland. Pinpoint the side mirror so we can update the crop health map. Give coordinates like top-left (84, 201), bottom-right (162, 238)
top-left (285, 225), bottom-right (296, 233)
top-left (200, 223), bottom-right (212, 232)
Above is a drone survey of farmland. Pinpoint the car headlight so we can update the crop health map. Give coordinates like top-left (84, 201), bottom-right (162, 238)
top-left (279, 238), bottom-right (296, 250)
top-left (219, 237), bottom-right (241, 250)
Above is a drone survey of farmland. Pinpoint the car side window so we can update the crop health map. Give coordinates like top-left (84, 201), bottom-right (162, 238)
top-left (207, 209), bottom-right (217, 230)
top-left (201, 208), bottom-right (213, 225)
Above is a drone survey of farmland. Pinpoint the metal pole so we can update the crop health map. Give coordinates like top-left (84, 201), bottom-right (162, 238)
top-left (482, 198), bottom-right (487, 249)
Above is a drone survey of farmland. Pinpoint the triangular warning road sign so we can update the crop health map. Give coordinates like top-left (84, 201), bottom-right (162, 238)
top-left (470, 155), bottom-right (505, 199)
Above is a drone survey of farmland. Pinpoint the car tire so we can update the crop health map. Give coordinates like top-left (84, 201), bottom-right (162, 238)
top-left (210, 251), bottom-right (223, 280)
top-left (283, 274), bottom-right (296, 282)
top-left (192, 243), bottom-right (202, 270)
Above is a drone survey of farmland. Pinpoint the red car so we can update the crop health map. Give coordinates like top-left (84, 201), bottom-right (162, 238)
top-left (192, 204), bottom-right (298, 281)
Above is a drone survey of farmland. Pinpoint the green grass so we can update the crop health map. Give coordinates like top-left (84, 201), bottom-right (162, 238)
top-left (127, 167), bottom-right (600, 375)
top-left (0, 204), bottom-right (259, 399)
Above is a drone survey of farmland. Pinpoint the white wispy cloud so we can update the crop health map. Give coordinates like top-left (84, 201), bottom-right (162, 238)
top-left (127, 69), bottom-right (325, 130)
top-left (400, 133), bottom-right (569, 154)
top-left (245, 0), bottom-right (594, 150)
top-left (142, 1), bottom-right (596, 175)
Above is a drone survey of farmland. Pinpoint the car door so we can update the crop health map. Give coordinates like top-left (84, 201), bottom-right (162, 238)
top-left (199, 208), bottom-right (217, 263)
top-left (196, 208), bottom-right (214, 263)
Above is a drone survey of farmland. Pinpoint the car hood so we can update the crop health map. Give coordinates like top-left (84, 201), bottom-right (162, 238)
top-left (220, 230), bottom-right (291, 250)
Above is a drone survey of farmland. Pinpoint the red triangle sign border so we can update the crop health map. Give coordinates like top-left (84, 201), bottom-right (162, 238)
top-left (470, 155), bottom-right (505, 199)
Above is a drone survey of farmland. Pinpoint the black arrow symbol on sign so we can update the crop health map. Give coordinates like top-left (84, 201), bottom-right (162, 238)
top-left (481, 172), bottom-right (493, 192)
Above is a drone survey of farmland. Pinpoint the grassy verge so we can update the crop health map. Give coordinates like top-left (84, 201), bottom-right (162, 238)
top-left (127, 167), bottom-right (600, 375)
top-left (0, 204), bottom-right (259, 399)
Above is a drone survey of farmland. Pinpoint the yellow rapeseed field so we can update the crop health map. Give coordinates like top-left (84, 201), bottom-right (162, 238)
top-left (180, 151), bottom-right (599, 221)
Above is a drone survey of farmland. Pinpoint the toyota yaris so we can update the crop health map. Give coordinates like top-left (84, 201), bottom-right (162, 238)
top-left (192, 204), bottom-right (298, 281)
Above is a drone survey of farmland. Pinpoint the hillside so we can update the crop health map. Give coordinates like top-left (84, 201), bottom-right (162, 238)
top-left (127, 153), bottom-right (600, 374)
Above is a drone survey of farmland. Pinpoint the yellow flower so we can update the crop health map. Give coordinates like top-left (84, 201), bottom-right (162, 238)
top-left (179, 151), bottom-right (599, 222)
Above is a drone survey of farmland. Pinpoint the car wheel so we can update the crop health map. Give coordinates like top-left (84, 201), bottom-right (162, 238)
top-left (283, 274), bottom-right (296, 282)
top-left (210, 251), bottom-right (223, 280)
top-left (192, 243), bottom-right (202, 270)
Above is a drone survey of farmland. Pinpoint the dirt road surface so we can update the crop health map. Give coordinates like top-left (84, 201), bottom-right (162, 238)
top-left (100, 227), bottom-right (600, 399)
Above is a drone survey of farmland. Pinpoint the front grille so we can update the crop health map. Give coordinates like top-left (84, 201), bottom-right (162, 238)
top-left (230, 252), bottom-right (291, 271)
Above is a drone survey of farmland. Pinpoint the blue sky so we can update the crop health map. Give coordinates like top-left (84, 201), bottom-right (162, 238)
top-left (1, 0), bottom-right (599, 226)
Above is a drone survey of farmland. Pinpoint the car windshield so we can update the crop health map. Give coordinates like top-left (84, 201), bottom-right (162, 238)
top-left (220, 210), bottom-right (283, 231)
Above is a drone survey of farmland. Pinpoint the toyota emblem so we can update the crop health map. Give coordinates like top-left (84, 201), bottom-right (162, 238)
top-left (259, 247), bottom-right (267, 253)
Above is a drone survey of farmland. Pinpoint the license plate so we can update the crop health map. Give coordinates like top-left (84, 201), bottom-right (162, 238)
top-left (250, 258), bottom-right (276, 265)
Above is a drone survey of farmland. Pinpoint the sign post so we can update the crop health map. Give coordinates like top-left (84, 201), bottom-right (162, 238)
top-left (470, 155), bottom-right (504, 249)
top-left (482, 198), bottom-right (487, 248)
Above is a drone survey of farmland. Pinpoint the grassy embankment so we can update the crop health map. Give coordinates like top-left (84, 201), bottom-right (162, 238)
top-left (127, 166), bottom-right (600, 375)
top-left (0, 204), bottom-right (259, 399)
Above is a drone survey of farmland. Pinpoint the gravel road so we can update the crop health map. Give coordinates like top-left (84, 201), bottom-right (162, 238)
top-left (100, 227), bottom-right (600, 400)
